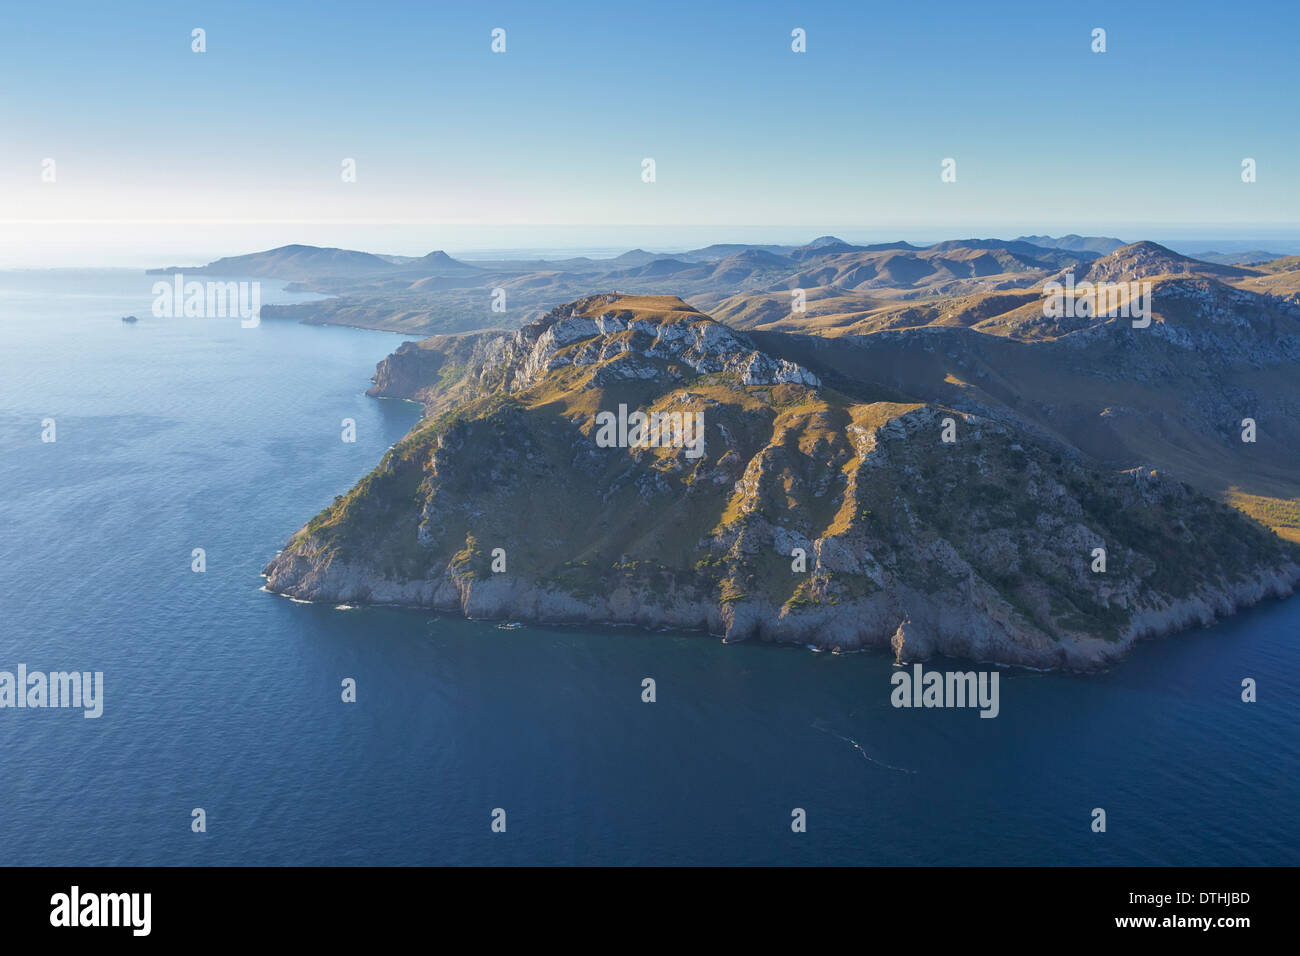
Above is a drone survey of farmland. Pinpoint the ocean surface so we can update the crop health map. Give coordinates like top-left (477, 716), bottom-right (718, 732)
top-left (0, 269), bottom-right (1296, 866)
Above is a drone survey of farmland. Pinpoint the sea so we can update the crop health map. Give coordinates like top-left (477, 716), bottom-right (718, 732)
top-left (0, 269), bottom-right (1296, 865)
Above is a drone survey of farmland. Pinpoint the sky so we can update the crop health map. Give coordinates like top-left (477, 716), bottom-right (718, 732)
top-left (1, 0), bottom-right (1297, 265)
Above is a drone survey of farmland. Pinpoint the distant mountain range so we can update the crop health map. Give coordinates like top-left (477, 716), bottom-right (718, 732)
top-left (1016, 234), bottom-right (1126, 254)
top-left (148, 243), bottom-right (483, 280)
top-left (155, 234), bottom-right (1293, 338)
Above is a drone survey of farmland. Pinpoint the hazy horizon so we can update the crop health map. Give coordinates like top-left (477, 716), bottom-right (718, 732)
top-left (4, 0), bottom-right (1297, 267)
top-left (5, 224), bottom-right (1300, 270)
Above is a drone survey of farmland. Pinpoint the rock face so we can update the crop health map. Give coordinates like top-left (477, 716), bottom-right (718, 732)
top-left (263, 293), bottom-right (1300, 672)
top-left (367, 340), bottom-right (446, 398)
top-left (452, 294), bottom-right (817, 390)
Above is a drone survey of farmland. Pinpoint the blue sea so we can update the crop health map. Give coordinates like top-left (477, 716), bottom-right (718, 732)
top-left (0, 270), bottom-right (1296, 866)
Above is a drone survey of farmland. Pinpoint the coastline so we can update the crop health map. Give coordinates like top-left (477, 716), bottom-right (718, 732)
top-left (261, 550), bottom-right (1300, 674)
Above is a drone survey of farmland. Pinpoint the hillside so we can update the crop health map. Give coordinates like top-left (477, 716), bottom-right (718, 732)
top-left (1064, 241), bottom-right (1257, 283)
top-left (752, 265), bottom-right (1300, 531)
top-left (262, 293), bottom-right (1299, 671)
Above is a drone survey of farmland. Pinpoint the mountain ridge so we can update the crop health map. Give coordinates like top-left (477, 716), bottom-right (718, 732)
top-left (262, 290), bottom-right (1300, 670)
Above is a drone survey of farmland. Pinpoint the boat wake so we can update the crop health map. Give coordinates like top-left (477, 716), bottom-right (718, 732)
top-left (812, 722), bottom-right (917, 775)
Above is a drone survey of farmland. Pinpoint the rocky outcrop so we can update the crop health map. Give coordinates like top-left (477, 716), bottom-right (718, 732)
top-left (366, 341), bottom-right (447, 400)
top-left (481, 295), bottom-right (820, 393)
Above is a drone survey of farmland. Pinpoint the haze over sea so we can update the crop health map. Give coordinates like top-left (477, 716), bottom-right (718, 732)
top-left (0, 269), bottom-right (1296, 865)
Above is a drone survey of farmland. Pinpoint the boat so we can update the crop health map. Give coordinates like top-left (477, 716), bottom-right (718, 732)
top-left (120, 315), bottom-right (139, 323)
top-left (496, 622), bottom-right (523, 630)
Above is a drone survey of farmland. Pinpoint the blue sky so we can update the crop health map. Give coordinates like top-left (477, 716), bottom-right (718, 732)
top-left (1, 0), bottom-right (1296, 264)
